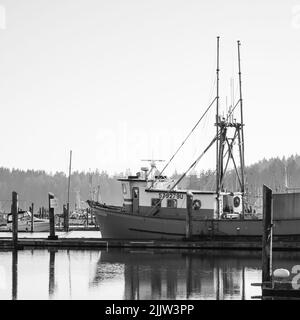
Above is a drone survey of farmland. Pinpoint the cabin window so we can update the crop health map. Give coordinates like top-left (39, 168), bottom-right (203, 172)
top-left (133, 188), bottom-right (139, 198)
top-left (122, 183), bottom-right (127, 195)
top-left (167, 199), bottom-right (177, 208)
top-left (192, 199), bottom-right (201, 210)
top-left (151, 198), bottom-right (161, 207)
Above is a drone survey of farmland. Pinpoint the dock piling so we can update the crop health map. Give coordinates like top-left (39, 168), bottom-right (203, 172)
top-left (262, 185), bottom-right (273, 287)
top-left (12, 249), bottom-right (18, 300)
top-left (30, 202), bottom-right (34, 233)
top-left (186, 191), bottom-right (193, 240)
top-left (63, 204), bottom-right (69, 232)
top-left (48, 249), bottom-right (56, 297)
top-left (48, 193), bottom-right (58, 240)
top-left (11, 191), bottom-right (18, 248)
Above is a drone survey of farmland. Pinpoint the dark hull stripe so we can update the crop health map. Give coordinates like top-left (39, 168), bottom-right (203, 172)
top-left (128, 228), bottom-right (184, 236)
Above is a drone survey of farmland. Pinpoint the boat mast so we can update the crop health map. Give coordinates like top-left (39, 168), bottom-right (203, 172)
top-left (67, 150), bottom-right (72, 231)
top-left (237, 41), bottom-right (245, 202)
top-left (216, 36), bottom-right (220, 196)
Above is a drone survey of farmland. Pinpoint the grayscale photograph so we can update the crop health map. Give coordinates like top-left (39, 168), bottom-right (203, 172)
top-left (0, 0), bottom-right (300, 307)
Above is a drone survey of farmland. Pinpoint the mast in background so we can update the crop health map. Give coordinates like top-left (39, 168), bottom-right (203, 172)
top-left (66, 150), bottom-right (72, 232)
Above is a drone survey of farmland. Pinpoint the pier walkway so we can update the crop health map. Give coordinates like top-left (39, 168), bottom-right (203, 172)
top-left (1, 231), bottom-right (300, 250)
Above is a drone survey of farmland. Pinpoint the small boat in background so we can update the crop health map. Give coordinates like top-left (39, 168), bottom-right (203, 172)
top-left (0, 212), bottom-right (7, 227)
top-left (7, 210), bottom-right (50, 232)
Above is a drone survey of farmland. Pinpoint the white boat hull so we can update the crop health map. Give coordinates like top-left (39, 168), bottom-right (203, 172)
top-left (7, 221), bottom-right (50, 232)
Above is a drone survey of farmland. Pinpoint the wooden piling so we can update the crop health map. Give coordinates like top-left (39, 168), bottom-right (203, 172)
top-left (48, 249), bottom-right (56, 297)
top-left (185, 255), bottom-right (192, 299)
top-left (262, 185), bottom-right (273, 287)
top-left (31, 202), bottom-right (34, 233)
top-left (12, 249), bottom-right (18, 300)
top-left (186, 191), bottom-right (193, 240)
top-left (48, 193), bottom-right (58, 240)
top-left (63, 204), bottom-right (68, 232)
top-left (11, 191), bottom-right (18, 248)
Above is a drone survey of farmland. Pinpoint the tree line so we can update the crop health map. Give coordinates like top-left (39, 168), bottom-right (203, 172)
top-left (0, 154), bottom-right (300, 213)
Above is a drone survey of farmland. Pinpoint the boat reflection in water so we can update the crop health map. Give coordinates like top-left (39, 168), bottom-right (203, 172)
top-left (91, 249), bottom-right (300, 300)
top-left (91, 249), bottom-right (264, 300)
top-left (2, 249), bottom-right (300, 300)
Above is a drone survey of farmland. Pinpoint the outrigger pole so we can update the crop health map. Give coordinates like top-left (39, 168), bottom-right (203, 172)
top-left (147, 133), bottom-right (219, 216)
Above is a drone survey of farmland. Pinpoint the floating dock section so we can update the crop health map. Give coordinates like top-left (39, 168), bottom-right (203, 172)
top-left (1, 235), bottom-right (300, 250)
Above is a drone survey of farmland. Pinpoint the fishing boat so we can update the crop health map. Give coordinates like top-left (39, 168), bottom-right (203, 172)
top-left (87, 38), bottom-right (300, 239)
top-left (7, 210), bottom-right (50, 232)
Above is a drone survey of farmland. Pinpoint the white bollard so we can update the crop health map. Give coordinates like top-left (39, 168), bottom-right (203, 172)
top-left (273, 268), bottom-right (290, 278)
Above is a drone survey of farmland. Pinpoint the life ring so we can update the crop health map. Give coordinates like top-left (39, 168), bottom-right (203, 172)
top-left (233, 196), bottom-right (240, 208)
top-left (221, 213), bottom-right (227, 219)
top-left (192, 200), bottom-right (201, 210)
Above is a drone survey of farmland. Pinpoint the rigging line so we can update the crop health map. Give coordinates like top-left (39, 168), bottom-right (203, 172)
top-left (220, 135), bottom-right (238, 187)
top-left (147, 134), bottom-right (219, 216)
top-left (226, 138), bottom-right (242, 189)
top-left (208, 169), bottom-right (217, 191)
top-left (208, 76), bottom-right (217, 105)
top-left (227, 98), bottom-right (241, 119)
top-left (152, 96), bottom-right (217, 185)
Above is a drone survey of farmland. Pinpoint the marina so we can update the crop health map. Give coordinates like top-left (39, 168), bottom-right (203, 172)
top-left (1, 246), bottom-right (300, 300)
top-left (1, 0), bottom-right (300, 304)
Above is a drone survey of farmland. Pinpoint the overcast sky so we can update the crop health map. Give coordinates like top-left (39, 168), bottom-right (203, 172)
top-left (0, 0), bottom-right (300, 175)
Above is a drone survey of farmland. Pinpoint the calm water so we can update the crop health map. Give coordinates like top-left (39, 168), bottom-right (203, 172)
top-left (0, 248), bottom-right (299, 300)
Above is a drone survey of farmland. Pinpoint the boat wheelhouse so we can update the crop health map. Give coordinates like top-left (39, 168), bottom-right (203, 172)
top-left (118, 174), bottom-right (243, 220)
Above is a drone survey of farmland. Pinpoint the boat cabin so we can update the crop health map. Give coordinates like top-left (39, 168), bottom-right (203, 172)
top-left (118, 174), bottom-right (243, 219)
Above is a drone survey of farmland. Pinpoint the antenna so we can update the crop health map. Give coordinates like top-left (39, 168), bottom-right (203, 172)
top-left (141, 159), bottom-right (165, 167)
top-left (230, 77), bottom-right (234, 111)
top-left (141, 159), bottom-right (165, 184)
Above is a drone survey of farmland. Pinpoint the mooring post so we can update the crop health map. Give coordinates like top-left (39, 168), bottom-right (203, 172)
top-left (48, 249), bottom-right (56, 298)
top-left (12, 249), bottom-right (18, 300)
top-left (185, 254), bottom-right (192, 299)
top-left (48, 193), bottom-right (58, 240)
top-left (262, 184), bottom-right (273, 287)
top-left (11, 191), bottom-right (18, 248)
top-left (186, 191), bottom-right (193, 240)
top-left (31, 202), bottom-right (34, 233)
top-left (63, 204), bottom-right (68, 232)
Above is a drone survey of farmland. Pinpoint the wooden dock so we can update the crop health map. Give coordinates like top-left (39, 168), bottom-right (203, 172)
top-left (252, 185), bottom-right (300, 299)
top-left (262, 283), bottom-right (300, 299)
top-left (1, 235), bottom-right (300, 250)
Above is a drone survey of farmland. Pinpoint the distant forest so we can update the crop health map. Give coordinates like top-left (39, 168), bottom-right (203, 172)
top-left (1, 155), bottom-right (300, 213)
